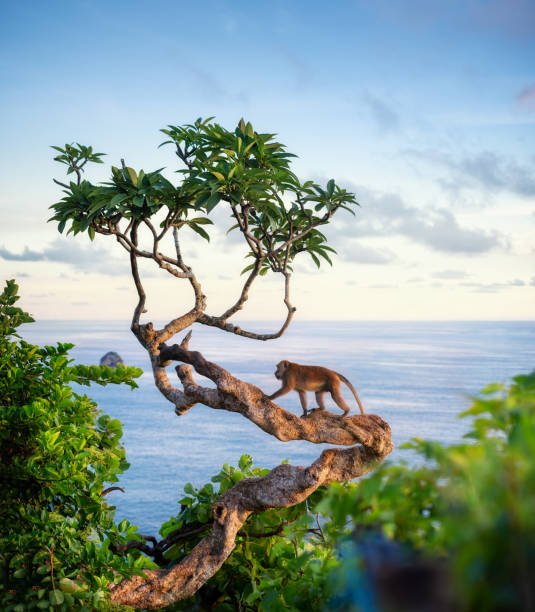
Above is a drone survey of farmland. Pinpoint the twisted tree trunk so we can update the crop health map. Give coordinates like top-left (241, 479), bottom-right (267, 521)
top-left (110, 335), bottom-right (393, 609)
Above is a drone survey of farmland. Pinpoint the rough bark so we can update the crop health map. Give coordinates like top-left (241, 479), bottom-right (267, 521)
top-left (110, 337), bottom-right (393, 609)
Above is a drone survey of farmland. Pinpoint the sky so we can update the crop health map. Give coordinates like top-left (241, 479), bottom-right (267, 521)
top-left (1, 0), bottom-right (534, 322)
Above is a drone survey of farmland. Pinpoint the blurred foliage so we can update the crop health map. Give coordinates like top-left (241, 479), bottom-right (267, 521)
top-left (0, 280), bottom-right (153, 611)
top-left (318, 371), bottom-right (535, 611)
top-left (49, 118), bottom-right (358, 273)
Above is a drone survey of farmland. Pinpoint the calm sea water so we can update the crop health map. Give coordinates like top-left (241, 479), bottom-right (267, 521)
top-left (21, 320), bottom-right (535, 534)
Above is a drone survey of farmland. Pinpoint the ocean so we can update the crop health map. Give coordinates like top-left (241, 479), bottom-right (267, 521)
top-left (21, 320), bottom-right (535, 535)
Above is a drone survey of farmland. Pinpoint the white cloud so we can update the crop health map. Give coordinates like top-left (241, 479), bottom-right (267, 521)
top-left (405, 149), bottom-right (535, 197)
top-left (329, 187), bottom-right (506, 254)
top-left (0, 238), bottom-right (131, 276)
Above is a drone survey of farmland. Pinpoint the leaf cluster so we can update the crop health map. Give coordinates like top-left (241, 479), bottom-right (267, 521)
top-left (51, 144), bottom-right (105, 175)
top-left (49, 118), bottom-right (358, 272)
top-left (0, 280), bottom-right (149, 611)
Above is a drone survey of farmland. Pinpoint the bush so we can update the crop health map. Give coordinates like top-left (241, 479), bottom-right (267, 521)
top-left (0, 280), bottom-right (150, 611)
top-left (318, 370), bottom-right (535, 611)
top-left (153, 455), bottom-right (339, 612)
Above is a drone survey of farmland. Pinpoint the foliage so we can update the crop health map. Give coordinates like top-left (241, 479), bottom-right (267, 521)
top-left (154, 455), bottom-right (342, 612)
top-left (45, 119), bottom-right (534, 611)
top-left (0, 280), bottom-right (152, 611)
top-left (317, 371), bottom-right (535, 611)
top-left (49, 118), bottom-right (358, 273)
top-left (5, 275), bottom-right (531, 611)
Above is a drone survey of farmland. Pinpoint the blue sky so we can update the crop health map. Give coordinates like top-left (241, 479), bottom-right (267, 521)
top-left (1, 0), bottom-right (534, 320)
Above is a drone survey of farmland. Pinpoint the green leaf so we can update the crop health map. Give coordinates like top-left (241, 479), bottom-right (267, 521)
top-left (184, 482), bottom-right (195, 495)
top-left (205, 192), bottom-right (221, 213)
top-left (110, 193), bottom-right (128, 207)
top-left (188, 222), bottom-right (210, 241)
top-left (327, 178), bottom-right (335, 196)
top-left (59, 577), bottom-right (80, 593)
top-left (187, 217), bottom-right (213, 225)
top-left (239, 454), bottom-right (253, 470)
top-left (125, 166), bottom-right (138, 185)
top-left (49, 590), bottom-right (64, 605)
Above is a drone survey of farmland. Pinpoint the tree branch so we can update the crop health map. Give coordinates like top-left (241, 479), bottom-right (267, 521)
top-left (52, 178), bottom-right (70, 189)
top-left (110, 419), bottom-right (392, 609)
top-left (218, 260), bottom-right (262, 321)
top-left (130, 222), bottom-right (147, 335)
top-left (157, 340), bottom-right (388, 450)
top-left (196, 266), bottom-right (296, 341)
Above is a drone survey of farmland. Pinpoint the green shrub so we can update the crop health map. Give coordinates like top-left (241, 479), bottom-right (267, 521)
top-left (0, 280), bottom-right (151, 611)
top-left (318, 370), bottom-right (535, 611)
top-left (155, 455), bottom-right (342, 612)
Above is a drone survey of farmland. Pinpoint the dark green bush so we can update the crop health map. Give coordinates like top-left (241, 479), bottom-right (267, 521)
top-left (0, 280), bottom-right (151, 611)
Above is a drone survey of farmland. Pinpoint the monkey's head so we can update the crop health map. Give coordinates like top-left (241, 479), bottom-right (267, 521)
top-left (274, 360), bottom-right (289, 380)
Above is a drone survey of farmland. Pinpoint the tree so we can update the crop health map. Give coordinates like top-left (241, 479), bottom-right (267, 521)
top-left (49, 118), bottom-right (393, 609)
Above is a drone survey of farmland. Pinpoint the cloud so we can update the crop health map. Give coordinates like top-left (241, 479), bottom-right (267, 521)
top-left (329, 187), bottom-right (506, 255)
top-left (362, 92), bottom-right (400, 132)
top-left (0, 239), bottom-right (131, 276)
top-left (372, 0), bottom-right (535, 38)
top-left (367, 283), bottom-right (397, 289)
top-left (402, 208), bottom-right (502, 253)
top-left (405, 149), bottom-right (535, 197)
top-left (279, 44), bottom-right (313, 90)
top-left (343, 243), bottom-right (396, 264)
top-left (517, 84), bottom-right (535, 112)
top-left (460, 279), bottom-right (527, 293)
top-left (0, 247), bottom-right (44, 261)
top-left (432, 269), bottom-right (469, 280)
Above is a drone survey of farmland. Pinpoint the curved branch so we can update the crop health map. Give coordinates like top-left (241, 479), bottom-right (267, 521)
top-left (130, 222), bottom-right (147, 334)
top-left (157, 340), bottom-right (388, 450)
top-left (218, 259), bottom-right (262, 321)
top-left (196, 269), bottom-right (296, 341)
top-left (110, 419), bottom-right (392, 609)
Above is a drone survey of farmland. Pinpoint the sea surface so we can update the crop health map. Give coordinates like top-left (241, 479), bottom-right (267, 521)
top-left (21, 320), bottom-right (535, 534)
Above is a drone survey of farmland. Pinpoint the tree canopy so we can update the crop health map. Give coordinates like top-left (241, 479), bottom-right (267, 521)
top-left (50, 118), bottom-right (358, 342)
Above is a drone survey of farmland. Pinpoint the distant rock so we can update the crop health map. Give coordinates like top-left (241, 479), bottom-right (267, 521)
top-left (100, 351), bottom-right (125, 368)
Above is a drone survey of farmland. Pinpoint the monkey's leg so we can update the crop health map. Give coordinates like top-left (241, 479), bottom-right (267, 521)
top-left (331, 388), bottom-right (351, 416)
top-left (298, 391), bottom-right (308, 417)
top-left (315, 391), bottom-right (327, 411)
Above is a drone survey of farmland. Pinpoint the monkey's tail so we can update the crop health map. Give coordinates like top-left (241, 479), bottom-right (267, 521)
top-left (337, 373), bottom-right (365, 414)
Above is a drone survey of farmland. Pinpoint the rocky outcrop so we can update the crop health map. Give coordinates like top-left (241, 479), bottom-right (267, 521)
top-left (99, 351), bottom-right (125, 368)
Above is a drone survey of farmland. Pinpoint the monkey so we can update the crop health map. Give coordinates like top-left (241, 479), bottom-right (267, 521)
top-left (268, 360), bottom-right (365, 417)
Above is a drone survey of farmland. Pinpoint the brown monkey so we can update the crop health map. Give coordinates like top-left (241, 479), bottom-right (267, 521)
top-left (268, 360), bottom-right (365, 417)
